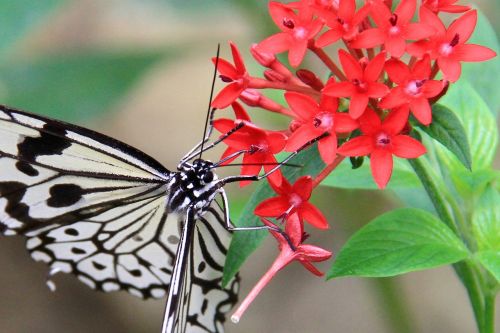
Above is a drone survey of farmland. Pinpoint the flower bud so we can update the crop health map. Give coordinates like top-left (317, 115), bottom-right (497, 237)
top-left (250, 43), bottom-right (276, 67)
top-left (240, 89), bottom-right (262, 107)
top-left (296, 69), bottom-right (324, 91)
top-left (264, 69), bottom-right (287, 83)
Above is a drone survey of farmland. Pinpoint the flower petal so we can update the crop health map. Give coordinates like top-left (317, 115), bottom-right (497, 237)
top-left (292, 176), bottom-right (313, 201)
top-left (289, 40), bottom-right (308, 67)
top-left (338, 136), bottom-right (374, 156)
top-left (349, 93), bottom-right (369, 118)
top-left (300, 202), bottom-right (329, 229)
top-left (286, 123), bottom-right (322, 152)
top-left (447, 10), bottom-right (477, 44)
top-left (255, 197), bottom-right (291, 216)
top-left (318, 133), bottom-right (338, 164)
top-left (391, 135), bottom-right (427, 158)
top-left (382, 107), bottom-right (410, 134)
top-left (453, 44), bottom-right (497, 62)
top-left (323, 81), bottom-right (356, 97)
top-left (333, 113), bottom-right (358, 133)
top-left (338, 50), bottom-right (363, 80)
top-left (214, 58), bottom-right (238, 78)
top-left (379, 87), bottom-right (408, 109)
top-left (316, 29), bottom-right (343, 48)
top-left (258, 33), bottom-right (292, 54)
top-left (385, 35), bottom-right (407, 58)
top-left (406, 23), bottom-right (435, 41)
top-left (385, 59), bottom-right (410, 84)
top-left (395, 0), bottom-right (416, 24)
top-left (212, 82), bottom-right (244, 108)
top-left (230, 41), bottom-right (246, 74)
top-left (370, 149), bottom-right (393, 189)
top-left (350, 28), bottom-right (386, 49)
top-left (285, 92), bottom-right (319, 120)
top-left (364, 51), bottom-right (387, 82)
top-left (410, 97), bottom-right (432, 125)
top-left (437, 57), bottom-right (461, 82)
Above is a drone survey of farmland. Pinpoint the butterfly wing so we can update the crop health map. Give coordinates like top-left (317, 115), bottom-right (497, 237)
top-left (0, 105), bottom-right (180, 298)
top-left (183, 208), bottom-right (240, 333)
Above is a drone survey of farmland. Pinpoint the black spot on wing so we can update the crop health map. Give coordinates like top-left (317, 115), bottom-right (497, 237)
top-left (17, 123), bottom-right (71, 161)
top-left (47, 184), bottom-right (83, 207)
top-left (0, 181), bottom-right (39, 227)
top-left (15, 161), bottom-right (39, 176)
top-left (92, 261), bottom-right (106, 270)
top-left (64, 228), bottom-right (79, 236)
top-left (71, 247), bottom-right (86, 254)
top-left (129, 269), bottom-right (142, 277)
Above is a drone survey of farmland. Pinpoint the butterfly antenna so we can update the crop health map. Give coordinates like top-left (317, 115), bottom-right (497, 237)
top-left (198, 43), bottom-right (221, 161)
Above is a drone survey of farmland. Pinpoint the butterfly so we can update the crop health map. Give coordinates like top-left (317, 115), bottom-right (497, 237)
top-left (0, 90), bottom-right (303, 333)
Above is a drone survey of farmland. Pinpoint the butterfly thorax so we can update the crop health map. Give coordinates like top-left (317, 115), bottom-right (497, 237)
top-left (166, 159), bottom-right (220, 215)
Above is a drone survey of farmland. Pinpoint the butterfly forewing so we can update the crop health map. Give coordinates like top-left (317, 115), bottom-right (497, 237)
top-left (0, 105), bottom-right (239, 332)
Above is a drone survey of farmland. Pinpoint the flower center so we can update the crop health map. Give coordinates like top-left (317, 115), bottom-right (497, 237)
top-left (375, 132), bottom-right (391, 148)
top-left (283, 18), bottom-right (295, 29)
top-left (289, 193), bottom-right (303, 208)
top-left (439, 34), bottom-right (460, 57)
top-left (249, 143), bottom-right (268, 154)
top-left (404, 79), bottom-right (426, 96)
top-left (313, 112), bottom-right (334, 131)
top-left (353, 79), bottom-right (368, 92)
top-left (220, 75), bottom-right (233, 82)
top-left (293, 27), bottom-right (308, 40)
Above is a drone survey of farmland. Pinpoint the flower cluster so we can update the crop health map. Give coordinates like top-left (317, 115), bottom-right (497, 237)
top-left (211, 0), bottom-right (496, 321)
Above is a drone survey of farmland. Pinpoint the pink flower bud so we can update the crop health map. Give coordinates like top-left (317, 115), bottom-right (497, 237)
top-left (240, 89), bottom-right (262, 106)
top-left (250, 43), bottom-right (276, 67)
top-left (264, 69), bottom-right (287, 83)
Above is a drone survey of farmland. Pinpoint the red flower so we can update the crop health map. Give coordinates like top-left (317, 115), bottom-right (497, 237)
top-left (315, 0), bottom-right (371, 47)
top-left (231, 213), bottom-right (332, 323)
top-left (256, 1), bottom-right (323, 67)
top-left (323, 50), bottom-right (389, 119)
top-left (350, 0), bottom-right (435, 58)
top-left (284, 91), bottom-right (358, 164)
top-left (255, 175), bottom-right (328, 229)
top-left (338, 107), bottom-right (426, 188)
top-left (407, 9), bottom-right (496, 82)
top-left (379, 56), bottom-right (444, 125)
top-left (213, 103), bottom-right (286, 187)
top-left (421, 0), bottom-right (470, 14)
top-left (212, 42), bottom-right (249, 108)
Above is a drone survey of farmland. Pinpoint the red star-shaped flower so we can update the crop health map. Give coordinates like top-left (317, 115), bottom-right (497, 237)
top-left (256, 1), bottom-right (324, 67)
top-left (350, 0), bottom-right (435, 58)
top-left (315, 0), bottom-right (372, 47)
top-left (231, 213), bottom-right (332, 323)
top-left (323, 50), bottom-right (389, 119)
top-left (407, 9), bottom-right (496, 82)
top-left (338, 107), bottom-right (426, 188)
top-left (379, 55), bottom-right (444, 125)
top-left (213, 103), bottom-right (286, 187)
top-left (255, 175), bottom-right (328, 229)
top-left (212, 42), bottom-right (249, 108)
top-left (284, 90), bottom-right (358, 164)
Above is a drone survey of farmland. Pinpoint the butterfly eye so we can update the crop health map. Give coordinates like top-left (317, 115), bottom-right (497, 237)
top-left (202, 171), bottom-right (214, 183)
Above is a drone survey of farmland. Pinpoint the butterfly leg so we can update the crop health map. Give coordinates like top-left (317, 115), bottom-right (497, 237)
top-left (214, 190), bottom-right (296, 249)
top-left (219, 133), bottom-right (329, 186)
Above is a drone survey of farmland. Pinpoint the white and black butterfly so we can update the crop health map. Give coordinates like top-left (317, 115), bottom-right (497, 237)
top-left (0, 98), bottom-right (307, 332)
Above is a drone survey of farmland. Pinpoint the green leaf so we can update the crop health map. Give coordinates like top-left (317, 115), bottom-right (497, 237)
top-left (0, 0), bottom-right (65, 56)
top-left (328, 208), bottom-right (469, 278)
top-left (418, 104), bottom-right (471, 170)
top-left (438, 80), bottom-right (498, 171)
top-left (0, 51), bottom-right (170, 121)
top-left (475, 250), bottom-right (500, 283)
top-left (222, 145), bottom-right (325, 286)
top-left (320, 158), bottom-right (420, 189)
top-left (462, 7), bottom-right (500, 113)
top-left (471, 185), bottom-right (500, 251)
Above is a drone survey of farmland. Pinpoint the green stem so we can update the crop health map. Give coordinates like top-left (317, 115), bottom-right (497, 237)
top-left (371, 278), bottom-right (416, 333)
top-left (483, 292), bottom-right (495, 333)
top-left (409, 157), bottom-right (486, 332)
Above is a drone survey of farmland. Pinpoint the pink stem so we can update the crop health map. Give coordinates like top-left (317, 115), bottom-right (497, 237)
top-left (249, 77), bottom-right (320, 96)
top-left (231, 255), bottom-right (287, 323)
top-left (312, 155), bottom-right (345, 188)
top-left (309, 46), bottom-right (347, 81)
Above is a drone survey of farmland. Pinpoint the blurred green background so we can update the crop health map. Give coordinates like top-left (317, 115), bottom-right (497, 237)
top-left (0, 1), bottom-right (498, 332)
